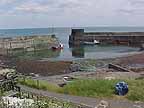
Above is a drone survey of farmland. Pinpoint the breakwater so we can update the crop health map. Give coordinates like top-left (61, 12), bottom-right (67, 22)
top-left (0, 35), bottom-right (58, 55)
top-left (69, 29), bottom-right (144, 47)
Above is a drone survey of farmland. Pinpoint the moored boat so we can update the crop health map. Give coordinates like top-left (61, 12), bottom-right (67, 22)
top-left (83, 40), bottom-right (100, 45)
top-left (51, 43), bottom-right (64, 50)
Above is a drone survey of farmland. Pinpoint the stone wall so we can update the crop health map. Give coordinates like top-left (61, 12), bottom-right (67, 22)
top-left (69, 29), bottom-right (144, 47)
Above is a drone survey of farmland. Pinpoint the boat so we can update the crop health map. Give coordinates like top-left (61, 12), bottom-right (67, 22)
top-left (140, 44), bottom-right (144, 51)
top-left (63, 76), bottom-right (75, 83)
top-left (51, 43), bottom-right (64, 50)
top-left (83, 40), bottom-right (100, 45)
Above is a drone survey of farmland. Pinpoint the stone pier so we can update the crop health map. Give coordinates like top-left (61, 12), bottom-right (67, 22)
top-left (69, 29), bottom-right (144, 47)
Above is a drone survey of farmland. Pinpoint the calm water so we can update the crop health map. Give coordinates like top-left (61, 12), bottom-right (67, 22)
top-left (0, 27), bottom-right (142, 60)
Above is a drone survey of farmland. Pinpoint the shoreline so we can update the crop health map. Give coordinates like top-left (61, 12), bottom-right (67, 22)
top-left (0, 50), bottom-right (144, 79)
top-left (23, 51), bottom-right (144, 85)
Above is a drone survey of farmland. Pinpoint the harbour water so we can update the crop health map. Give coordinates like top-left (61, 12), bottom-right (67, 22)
top-left (0, 27), bottom-right (142, 60)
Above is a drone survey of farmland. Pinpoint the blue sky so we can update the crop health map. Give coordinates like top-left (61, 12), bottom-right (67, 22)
top-left (0, 0), bottom-right (144, 29)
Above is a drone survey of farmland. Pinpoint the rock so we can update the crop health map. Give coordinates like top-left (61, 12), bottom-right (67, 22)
top-left (58, 83), bottom-right (67, 87)
top-left (133, 105), bottom-right (143, 108)
top-left (105, 76), bottom-right (115, 80)
top-left (69, 64), bottom-right (80, 72)
top-left (95, 100), bottom-right (109, 108)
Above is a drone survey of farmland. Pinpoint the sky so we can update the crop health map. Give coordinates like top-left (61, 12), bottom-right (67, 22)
top-left (0, 0), bottom-right (144, 29)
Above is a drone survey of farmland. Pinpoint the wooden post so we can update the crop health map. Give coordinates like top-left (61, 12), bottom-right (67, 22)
top-left (37, 80), bottom-right (39, 89)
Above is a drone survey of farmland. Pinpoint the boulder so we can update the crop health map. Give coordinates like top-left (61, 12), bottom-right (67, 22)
top-left (95, 100), bottom-right (109, 108)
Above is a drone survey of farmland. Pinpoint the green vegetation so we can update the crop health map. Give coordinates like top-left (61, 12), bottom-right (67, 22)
top-left (0, 92), bottom-right (3, 96)
top-left (62, 79), bottom-right (117, 97)
top-left (29, 96), bottom-right (79, 108)
top-left (19, 78), bottom-right (62, 92)
top-left (63, 79), bottom-right (144, 101)
top-left (126, 79), bottom-right (144, 101)
top-left (19, 78), bottom-right (144, 102)
top-left (0, 92), bottom-right (80, 108)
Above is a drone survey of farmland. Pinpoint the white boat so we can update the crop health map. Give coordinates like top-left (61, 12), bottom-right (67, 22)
top-left (63, 76), bottom-right (75, 83)
top-left (84, 40), bottom-right (100, 45)
top-left (94, 40), bottom-right (100, 44)
top-left (140, 44), bottom-right (144, 51)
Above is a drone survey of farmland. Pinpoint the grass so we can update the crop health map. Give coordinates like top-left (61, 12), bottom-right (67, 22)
top-left (19, 77), bottom-right (144, 102)
top-left (19, 78), bottom-right (62, 93)
top-left (0, 92), bottom-right (3, 96)
top-left (126, 79), bottom-right (144, 101)
top-left (62, 79), bottom-right (144, 101)
top-left (61, 79), bottom-right (117, 98)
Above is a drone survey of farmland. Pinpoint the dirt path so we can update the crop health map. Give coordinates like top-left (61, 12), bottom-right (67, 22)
top-left (32, 71), bottom-right (142, 85)
top-left (19, 85), bottom-right (144, 108)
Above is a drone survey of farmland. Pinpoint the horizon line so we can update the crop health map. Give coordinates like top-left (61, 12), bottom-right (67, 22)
top-left (1, 26), bottom-right (144, 30)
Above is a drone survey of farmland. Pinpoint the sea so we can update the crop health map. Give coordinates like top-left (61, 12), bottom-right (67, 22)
top-left (0, 27), bottom-right (143, 61)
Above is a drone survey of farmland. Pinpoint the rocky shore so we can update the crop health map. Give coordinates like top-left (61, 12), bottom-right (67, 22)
top-left (16, 60), bottom-right (73, 76)
top-left (14, 52), bottom-right (144, 85)
top-left (0, 51), bottom-right (144, 82)
top-left (114, 52), bottom-right (144, 72)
